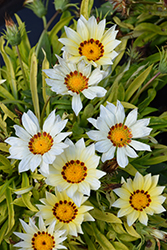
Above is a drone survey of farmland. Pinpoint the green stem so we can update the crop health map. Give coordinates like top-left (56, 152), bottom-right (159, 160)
top-left (42, 16), bottom-right (47, 28)
top-left (131, 71), bottom-right (161, 103)
top-left (16, 45), bottom-right (29, 89)
top-left (36, 10), bottom-right (60, 57)
top-left (40, 96), bottom-right (51, 127)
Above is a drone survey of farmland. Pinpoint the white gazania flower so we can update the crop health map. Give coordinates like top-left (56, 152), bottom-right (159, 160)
top-left (36, 189), bottom-right (95, 237)
top-left (41, 138), bottom-right (106, 206)
top-left (5, 110), bottom-right (71, 173)
top-left (87, 100), bottom-right (152, 168)
top-left (58, 15), bottom-right (121, 67)
top-left (14, 216), bottom-right (67, 250)
top-left (112, 172), bottom-right (166, 226)
top-left (43, 55), bottom-right (106, 116)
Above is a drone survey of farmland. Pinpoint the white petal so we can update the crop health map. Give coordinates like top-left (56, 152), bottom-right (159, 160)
top-left (124, 145), bottom-right (138, 158)
top-left (83, 86), bottom-right (106, 99)
top-left (125, 109), bottom-right (138, 127)
top-left (133, 172), bottom-right (144, 190)
top-left (101, 146), bottom-right (116, 162)
top-left (72, 94), bottom-right (83, 116)
top-left (87, 130), bottom-right (107, 141)
top-left (129, 140), bottom-right (151, 151)
top-left (116, 147), bottom-right (129, 168)
top-left (138, 211), bottom-right (148, 225)
top-left (95, 139), bottom-right (112, 153)
top-left (22, 112), bottom-right (40, 136)
top-left (127, 210), bottom-right (139, 226)
top-left (115, 100), bottom-right (125, 123)
top-left (14, 125), bottom-right (31, 140)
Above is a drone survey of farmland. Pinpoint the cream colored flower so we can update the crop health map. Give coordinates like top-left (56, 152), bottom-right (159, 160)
top-left (36, 189), bottom-right (94, 237)
top-left (41, 138), bottom-right (105, 206)
top-left (59, 15), bottom-right (121, 67)
top-left (43, 54), bottom-right (106, 116)
top-left (87, 100), bottom-right (152, 168)
top-left (5, 110), bottom-right (71, 173)
top-left (112, 172), bottom-right (166, 226)
top-left (14, 216), bottom-right (67, 250)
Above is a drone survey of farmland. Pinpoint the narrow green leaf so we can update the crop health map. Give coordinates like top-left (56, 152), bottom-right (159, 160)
top-left (21, 173), bottom-right (38, 212)
top-left (0, 103), bottom-right (20, 124)
top-left (0, 220), bottom-right (8, 244)
top-left (0, 37), bottom-right (18, 99)
top-left (90, 207), bottom-right (122, 224)
top-left (15, 14), bottom-right (31, 65)
top-left (30, 52), bottom-right (40, 120)
top-left (112, 242), bottom-right (129, 250)
top-left (49, 16), bottom-right (73, 42)
top-left (5, 188), bottom-right (15, 235)
top-left (80, 0), bottom-right (93, 19)
top-left (0, 143), bottom-right (10, 152)
top-left (0, 177), bottom-right (16, 197)
top-left (42, 49), bottom-right (50, 116)
top-left (92, 223), bottom-right (116, 250)
top-left (125, 64), bottom-right (153, 101)
top-left (83, 225), bottom-right (97, 250)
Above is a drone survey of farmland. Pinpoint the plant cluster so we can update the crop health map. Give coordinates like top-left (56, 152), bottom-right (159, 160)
top-left (0, 0), bottom-right (167, 249)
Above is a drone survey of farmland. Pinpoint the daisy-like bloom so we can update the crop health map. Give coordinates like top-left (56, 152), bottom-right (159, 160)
top-left (14, 216), bottom-right (67, 250)
top-left (5, 110), bottom-right (71, 173)
top-left (58, 15), bottom-right (121, 67)
top-left (36, 189), bottom-right (95, 237)
top-left (87, 100), bottom-right (152, 168)
top-left (43, 55), bottom-right (106, 116)
top-left (112, 172), bottom-right (166, 226)
top-left (41, 138), bottom-right (106, 206)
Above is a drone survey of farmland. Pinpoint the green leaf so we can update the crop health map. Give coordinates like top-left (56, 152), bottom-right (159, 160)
top-left (42, 49), bottom-right (50, 116)
top-left (15, 14), bottom-right (31, 65)
top-left (5, 188), bottom-right (15, 235)
top-left (112, 242), bottom-right (129, 250)
top-left (0, 155), bottom-right (12, 173)
top-left (30, 52), bottom-right (40, 120)
top-left (125, 64), bottom-right (153, 101)
top-left (49, 16), bottom-right (73, 42)
top-left (21, 173), bottom-right (38, 212)
top-left (0, 177), bottom-right (16, 197)
top-left (92, 223), bottom-right (116, 250)
top-left (112, 38), bottom-right (128, 72)
top-left (0, 37), bottom-right (18, 99)
top-left (83, 225), bottom-right (97, 250)
top-left (0, 103), bottom-right (20, 125)
top-left (0, 143), bottom-right (10, 153)
top-left (90, 207), bottom-right (122, 224)
top-left (0, 220), bottom-right (8, 244)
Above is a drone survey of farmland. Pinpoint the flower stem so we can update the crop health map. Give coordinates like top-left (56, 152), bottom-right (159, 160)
top-left (131, 71), bottom-right (161, 103)
top-left (36, 10), bottom-right (60, 57)
top-left (16, 45), bottom-right (29, 89)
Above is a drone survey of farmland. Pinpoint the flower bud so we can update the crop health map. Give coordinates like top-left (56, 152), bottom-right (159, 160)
top-left (24, 0), bottom-right (47, 18)
top-left (4, 17), bottom-right (21, 46)
top-left (158, 47), bottom-right (167, 74)
top-left (150, 228), bottom-right (167, 242)
top-left (54, 0), bottom-right (69, 11)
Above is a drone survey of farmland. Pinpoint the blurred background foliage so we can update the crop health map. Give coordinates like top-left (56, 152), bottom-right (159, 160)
top-left (0, 0), bottom-right (167, 249)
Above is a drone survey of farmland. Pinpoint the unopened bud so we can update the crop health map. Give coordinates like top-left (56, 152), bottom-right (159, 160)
top-left (4, 17), bottom-right (21, 46)
top-left (24, 0), bottom-right (47, 18)
top-left (54, 0), bottom-right (69, 11)
top-left (158, 47), bottom-right (167, 74)
top-left (150, 228), bottom-right (167, 242)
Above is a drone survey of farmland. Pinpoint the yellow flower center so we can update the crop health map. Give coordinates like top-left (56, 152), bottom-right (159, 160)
top-left (64, 70), bottom-right (89, 94)
top-left (78, 39), bottom-right (104, 61)
top-left (52, 200), bottom-right (78, 223)
top-left (129, 190), bottom-right (152, 211)
top-left (31, 231), bottom-right (55, 250)
top-left (28, 132), bottom-right (53, 155)
top-left (107, 123), bottom-right (133, 147)
top-left (61, 160), bottom-right (87, 183)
